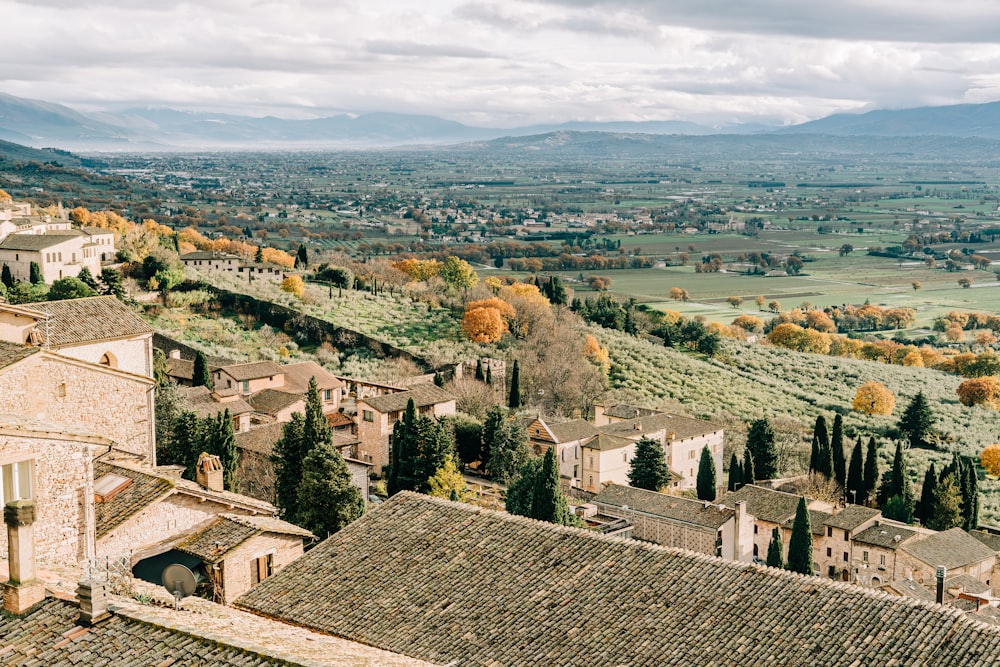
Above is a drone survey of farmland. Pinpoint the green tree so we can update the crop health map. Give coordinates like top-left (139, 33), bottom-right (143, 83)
top-left (414, 416), bottom-right (456, 493)
top-left (154, 382), bottom-right (183, 466)
top-left (862, 436), bottom-right (879, 505)
top-left (192, 350), bottom-right (212, 389)
top-left (296, 244), bottom-right (308, 268)
top-left (388, 399), bottom-right (419, 495)
top-left (427, 456), bottom-right (469, 501)
top-left (926, 473), bottom-right (963, 531)
top-left (508, 360), bottom-right (522, 409)
top-left (76, 266), bottom-right (98, 290)
top-left (170, 411), bottom-right (204, 480)
top-left (831, 414), bottom-right (846, 486)
top-left (915, 463), bottom-right (937, 525)
top-left (28, 261), bottom-right (42, 285)
top-left (452, 414), bottom-right (483, 465)
top-left (765, 526), bottom-right (784, 568)
top-left (255, 246), bottom-right (263, 263)
top-left (879, 442), bottom-right (914, 523)
top-left (963, 457), bottom-right (979, 531)
top-left (531, 448), bottom-right (576, 525)
top-left (439, 256), bottom-right (479, 291)
top-left (746, 418), bottom-right (778, 480)
top-left (743, 448), bottom-right (756, 485)
top-left (696, 446), bottom-right (716, 501)
top-left (204, 409), bottom-right (238, 492)
top-left (0, 264), bottom-right (12, 290)
top-left (272, 413), bottom-right (306, 519)
top-left (627, 437), bottom-right (669, 491)
top-left (786, 497), bottom-right (814, 575)
top-left (810, 416), bottom-right (833, 479)
top-left (482, 407), bottom-right (529, 485)
top-left (882, 495), bottom-right (913, 524)
top-left (846, 436), bottom-right (864, 505)
top-left (296, 438), bottom-right (364, 537)
top-left (48, 276), bottom-right (96, 301)
top-left (898, 391), bottom-right (934, 449)
top-left (728, 452), bottom-right (742, 492)
top-left (99, 268), bottom-right (126, 300)
top-left (475, 358), bottom-right (485, 381)
top-left (505, 458), bottom-right (542, 517)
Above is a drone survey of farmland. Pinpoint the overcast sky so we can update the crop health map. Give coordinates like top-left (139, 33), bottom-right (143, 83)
top-left (4, 0), bottom-right (1000, 127)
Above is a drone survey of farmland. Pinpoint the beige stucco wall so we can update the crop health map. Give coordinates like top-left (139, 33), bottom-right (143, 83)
top-left (215, 371), bottom-right (284, 396)
top-left (54, 334), bottom-right (153, 379)
top-left (219, 532), bottom-right (304, 604)
top-left (0, 236), bottom-right (104, 284)
top-left (581, 430), bottom-right (724, 494)
top-left (0, 311), bottom-right (40, 345)
top-left (896, 550), bottom-right (994, 588)
top-left (0, 354), bottom-right (154, 462)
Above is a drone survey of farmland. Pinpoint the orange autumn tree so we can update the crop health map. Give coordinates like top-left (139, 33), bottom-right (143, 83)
top-left (583, 334), bottom-right (610, 374)
top-left (981, 444), bottom-right (1000, 477)
top-left (852, 381), bottom-right (895, 416)
top-left (462, 306), bottom-right (507, 343)
top-left (957, 377), bottom-right (1000, 408)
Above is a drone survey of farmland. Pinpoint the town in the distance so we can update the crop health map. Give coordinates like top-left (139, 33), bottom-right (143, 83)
top-left (5, 126), bottom-right (1000, 665)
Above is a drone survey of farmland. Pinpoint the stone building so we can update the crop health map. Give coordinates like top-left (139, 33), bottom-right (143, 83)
top-left (524, 416), bottom-right (596, 480)
top-left (180, 250), bottom-right (240, 272)
top-left (0, 227), bottom-right (114, 284)
top-left (355, 383), bottom-right (456, 471)
top-left (717, 485), bottom-right (833, 563)
top-left (897, 527), bottom-right (998, 589)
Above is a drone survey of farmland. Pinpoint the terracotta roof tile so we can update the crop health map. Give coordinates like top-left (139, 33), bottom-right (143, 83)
top-left (823, 504), bottom-right (881, 531)
top-left (546, 419), bottom-right (598, 443)
top-left (359, 384), bottom-right (454, 413)
top-left (279, 361), bottom-right (344, 393)
top-left (718, 485), bottom-right (803, 524)
top-left (901, 527), bottom-right (998, 570)
top-left (249, 389), bottom-right (304, 416)
top-left (177, 515), bottom-right (312, 563)
top-left (93, 461), bottom-right (174, 538)
top-left (853, 523), bottom-right (919, 550)
top-left (32, 296), bottom-right (153, 346)
top-left (597, 411), bottom-right (721, 440)
top-left (178, 385), bottom-right (255, 418)
top-left (218, 361), bottom-right (284, 381)
top-left (594, 483), bottom-right (734, 529)
top-left (0, 340), bottom-right (38, 369)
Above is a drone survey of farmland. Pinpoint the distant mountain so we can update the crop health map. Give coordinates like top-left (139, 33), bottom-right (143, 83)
top-left (0, 93), bottom-right (138, 149)
top-left (778, 101), bottom-right (1000, 138)
top-left (0, 137), bottom-right (81, 167)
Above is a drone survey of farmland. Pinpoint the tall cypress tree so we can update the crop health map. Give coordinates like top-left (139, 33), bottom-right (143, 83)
top-left (808, 436), bottom-right (820, 476)
top-left (475, 359), bottom-right (485, 381)
top-left (697, 446), bottom-right (716, 501)
top-left (811, 416), bottom-right (833, 479)
top-left (728, 452), bottom-right (743, 492)
top-left (505, 458), bottom-right (541, 518)
top-left (831, 414), bottom-right (846, 485)
top-left (786, 497), bottom-right (814, 575)
top-left (846, 436), bottom-right (864, 505)
top-left (862, 436), bottom-right (879, 505)
top-left (486, 364), bottom-right (493, 386)
top-left (272, 412), bottom-right (306, 519)
top-left (171, 410), bottom-right (203, 480)
top-left (879, 441), bottom-right (914, 523)
top-left (296, 438), bottom-right (364, 537)
top-left (915, 463), bottom-right (937, 525)
top-left (302, 377), bottom-right (332, 454)
top-left (628, 437), bottom-right (669, 491)
top-left (926, 473), bottom-right (963, 531)
top-left (963, 457), bottom-right (979, 531)
top-left (508, 360), bottom-right (522, 409)
top-left (414, 416), bottom-right (456, 493)
top-left (746, 418), bottom-right (778, 480)
top-left (208, 409), bottom-right (238, 492)
top-left (743, 448), bottom-right (756, 485)
top-left (192, 351), bottom-right (212, 389)
top-left (766, 526), bottom-right (784, 568)
top-left (0, 263), bottom-right (12, 290)
top-left (530, 448), bottom-right (575, 525)
top-left (387, 399), bottom-right (419, 495)
top-left (29, 261), bottom-right (42, 285)
top-left (296, 244), bottom-right (309, 268)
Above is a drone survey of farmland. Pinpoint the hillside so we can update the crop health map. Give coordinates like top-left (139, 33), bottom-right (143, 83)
top-left (0, 138), bottom-right (81, 167)
top-left (779, 100), bottom-right (1000, 138)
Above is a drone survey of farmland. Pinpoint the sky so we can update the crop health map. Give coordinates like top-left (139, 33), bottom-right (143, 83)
top-left (4, 0), bottom-right (1000, 128)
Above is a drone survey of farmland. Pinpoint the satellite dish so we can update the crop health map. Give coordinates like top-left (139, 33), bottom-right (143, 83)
top-left (161, 563), bottom-right (197, 609)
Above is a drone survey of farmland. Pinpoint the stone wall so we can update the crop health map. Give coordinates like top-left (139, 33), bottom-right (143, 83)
top-left (0, 354), bottom-right (155, 461)
top-left (55, 335), bottom-right (153, 379)
top-left (220, 532), bottom-right (305, 604)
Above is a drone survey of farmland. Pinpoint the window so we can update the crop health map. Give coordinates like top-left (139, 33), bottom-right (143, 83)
top-left (753, 525), bottom-right (758, 534)
top-left (324, 389), bottom-right (332, 401)
top-left (863, 550), bottom-right (869, 562)
top-left (250, 553), bottom-right (273, 586)
top-left (880, 554), bottom-right (886, 566)
top-left (827, 527), bottom-right (833, 537)
top-left (99, 352), bottom-right (116, 368)
top-left (241, 380), bottom-right (249, 393)
top-left (844, 530), bottom-right (849, 540)
top-left (826, 548), bottom-right (832, 557)
top-left (843, 552), bottom-right (849, 562)
top-left (623, 452), bottom-right (627, 463)
top-left (363, 410), bottom-right (374, 422)
top-left (1, 460), bottom-right (33, 504)
top-left (688, 450), bottom-right (695, 459)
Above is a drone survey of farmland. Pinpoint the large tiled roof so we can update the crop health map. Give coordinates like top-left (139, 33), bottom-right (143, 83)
top-left (250, 389), bottom-right (304, 416)
top-left (0, 340), bottom-right (38, 369)
top-left (237, 493), bottom-right (1000, 667)
top-left (580, 432), bottom-right (637, 452)
top-left (546, 419), bottom-right (598, 443)
top-left (173, 477), bottom-right (277, 514)
top-left (179, 385), bottom-right (255, 418)
top-left (218, 360), bottom-right (284, 381)
top-left (94, 461), bottom-right (174, 538)
top-left (601, 402), bottom-right (661, 420)
top-left (901, 527), bottom-right (998, 570)
top-left (177, 514), bottom-right (313, 563)
top-left (969, 529), bottom-right (1000, 552)
top-left (823, 504), bottom-right (881, 531)
top-left (237, 423), bottom-right (286, 456)
top-left (782, 509), bottom-right (833, 536)
top-left (853, 523), bottom-right (919, 550)
top-left (717, 485), bottom-right (803, 524)
top-left (181, 251), bottom-right (240, 261)
top-left (33, 296), bottom-right (153, 346)
top-left (0, 231), bottom-right (82, 250)
top-left (360, 383), bottom-right (454, 413)
top-left (0, 597), bottom-right (302, 666)
top-left (597, 412), bottom-right (721, 440)
top-left (280, 361), bottom-right (344, 393)
top-left (594, 483), bottom-right (733, 529)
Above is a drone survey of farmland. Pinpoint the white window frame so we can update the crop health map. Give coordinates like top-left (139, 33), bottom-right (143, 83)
top-left (0, 460), bottom-right (33, 504)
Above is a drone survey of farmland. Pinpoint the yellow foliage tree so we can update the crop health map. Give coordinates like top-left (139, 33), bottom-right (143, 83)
top-left (981, 444), bottom-right (1000, 477)
top-left (852, 381), bottom-right (895, 416)
top-left (280, 275), bottom-right (305, 299)
top-left (0, 189), bottom-right (11, 202)
top-left (731, 315), bottom-right (764, 332)
top-left (461, 306), bottom-right (507, 343)
top-left (427, 456), bottom-right (470, 500)
top-left (392, 258), bottom-right (442, 281)
top-left (261, 247), bottom-right (295, 268)
top-left (583, 334), bottom-right (611, 373)
top-left (957, 377), bottom-right (1000, 407)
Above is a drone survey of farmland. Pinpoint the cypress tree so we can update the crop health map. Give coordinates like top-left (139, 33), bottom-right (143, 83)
top-left (483, 409), bottom-right (529, 485)
top-left (302, 377), bottom-right (332, 455)
top-left (813, 416), bottom-right (830, 458)
top-left (255, 245), bottom-right (264, 263)
top-left (786, 497), bottom-right (814, 575)
top-left (505, 458), bottom-right (541, 517)
top-left (475, 358), bottom-right (485, 381)
top-left (846, 436), bottom-right (864, 505)
top-left (862, 436), bottom-right (879, 504)
top-left (879, 442), bottom-right (914, 523)
top-left (433, 371), bottom-right (444, 387)
top-left (915, 463), bottom-right (937, 525)
top-left (696, 446), bottom-right (716, 501)
top-left (486, 364), bottom-right (493, 386)
top-left (628, 437), bottom-right (669, 491)
top-left (0, 263), bottom-right (12, 289)
top-left (387, 399), bottom-right (419, 495)
top-left (808, 436), bottom-right (820, 476)
top-left (743, 448), bottom-right (755, 485)
top-left (208, 409), bottom-right (238, 492)
top-left (812, 416), bottom-right (833, 479)
top-left (296, 244), bottom-right (308, 268)
top-left (192, 351), bottom-right (212, 389)
top-left (272, 412), bottom-right (306, 519)
top-left (296, 438), bottom-right (364, 537)
top-left (746, 418), bottom-right (778, 480)
top-left (414, 416), bottom-right (456, 493)
top-left (766, 526), bottom-right (784, 568)
top-left (508, 360), bottom-right (522, 409)
top-left (29, 261), bottom-right (42, 285)
top-left (831, 414), bottom-right (846, 485)
top-left (728, 452), bottom-right (742, 492)
top-left (171, 410), bottom-right (203, 480)
top-left (964, 458), bottom-right (980, 531)
top-left (926, 473), bottom-right (963, 531)
top-left (531, 448), bottom-right (575, 525)
top-left (898, 391), bottom-right (934, 449)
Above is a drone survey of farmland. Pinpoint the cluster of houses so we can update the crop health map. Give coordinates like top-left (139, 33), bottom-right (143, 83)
top-left (0, 200), bottom-right (115, 283)
top-left (180, 250), bottom-right (287, 281)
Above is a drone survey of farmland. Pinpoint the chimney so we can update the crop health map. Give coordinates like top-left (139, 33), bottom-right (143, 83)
top-left (76, 580), bottom-right (110, 625)
top-left (2, 500), bottom-right (46, 614)
top-left (196, 452), bottom-right (224, 492)
top-left (936, 566), bottom-right (947, 604)
top-left (169, 349), bottom-right (181, 360)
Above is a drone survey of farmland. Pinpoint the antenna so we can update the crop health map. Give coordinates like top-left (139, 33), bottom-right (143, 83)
top-left (161, 563), bottom-right (197, 610)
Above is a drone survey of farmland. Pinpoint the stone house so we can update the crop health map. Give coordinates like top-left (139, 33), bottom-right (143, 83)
top-left (524, 416), bottom-right (596, 481)
top-left (717, 485), bottom-right (832, 563)
top-left (177, 385), bottom-right (256, 433)
top-left (849, 522), bottom-right (921, 587)
top-left (213, 360), bottom-right (343, 414)
top-left (356, 384), bottom-right (456, 471)
top-left (237, 262), bottom-right (286, 281)
top-left (593, 483), bottom-right (754, 562)
top-left (180, 250), bottom-right (241, 272)
top-left (592, 402), bottom-right (661, 426)
top-left (174, 514), bottom-right (313, 604)
top-left (897, 527), bottom-right (999, 590)
top-left (814, 504), bottom-right (882, 581)
top-left (0, 227), bottom-right (114, 284)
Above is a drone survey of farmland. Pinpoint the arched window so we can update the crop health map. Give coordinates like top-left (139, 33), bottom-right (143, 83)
top-left (99, 352), bottom-right (117, 369)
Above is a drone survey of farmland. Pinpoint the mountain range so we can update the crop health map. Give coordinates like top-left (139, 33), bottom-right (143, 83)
top-left (2, 92), bottom-right (1000, 151)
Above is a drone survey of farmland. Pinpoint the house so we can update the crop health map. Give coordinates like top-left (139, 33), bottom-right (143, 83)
top-left (173, 514), bottom-right (314, 604)
top-left (717, 485), bottom-right (833, 562)
top-left (177, 385), bottom-right (256, 433)
top-left (180, 250), bottom-right (241, 271)
top-left (237, 262), bottom-right (286, 281)
top-left (898, 527), bottom-right (998, 589)
top-left (356, 383), bottom-right (456, 470)
top-left (235, 492), bottom-right (1000, 666)
top-left (524, 416), bottom-right (596, 480)
top-left (592, 483), bottom-right (754, 561)
top-left (0, 296), bottom-right (155, 379)
top-left (815, 504), bottom-right (882, 581)
top-left (592, 401), bottom-right (661, 425)
top-left (851, 522), bottom-right (921, 586)
top-left (213, 360), bottom-right (343, 413)
top-left (0, 227), bottom-right (113, 284)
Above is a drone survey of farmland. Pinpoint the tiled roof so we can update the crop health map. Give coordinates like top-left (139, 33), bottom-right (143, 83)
top-left (236, 493), bottom-right (1000, 667)
top-left (218, 360), bottom-right (284, 381)
top-left (594, 483), bottom-right (734, 529)
top-left (969, 529), bottom-right (1000, 552)
top-left (0, 597), bottom-right (302, 666)
top-left (327, 412), bottom-right (354, 429)
top-left (80, 226), bottom-right (114, 236)
top-left (597, 412), bottom-right (721, 441)
top-left (853, 523), bottom-right (919, 550)
top-left (280, 361), bottom-right (344, 393)
top-left (823, 504), bottom-right (881, 531)
top-left (782, 509), bottom-right (833, 536)
top-left (901, 527), bottom-right (998, 570)
top-left (601, 402), bottom-right (661, 420)
top-left (546, 419), bottom-right (598, 443)
top-left (717, 485), bottom-right (803, 524)
top-left (0, 340), bottom-right (38, 369)
top-left (237, 423), bottom-right (286, 456)
top-left (167, 357), bottom-right (194, 381)
top-left (360, 383), bottom-right (454, 413)
top-left (580, 432), bottom-right (637, 452)
top-left (250, 389), bottom-right (304, 416)
top-left (177, 514), bottom-right (312, 563)
top-left (179, 385), bottom-right (255, 418)
top-left (94, 461), bottom-right (174, 538)
top-left (946, 573), bottom-right (991, 596)
top-left (0, 231), bottom-right (82, 250)
top-left (33, 296), bottom-right (153, 346)
top-left (883, 578), bottom-right (937, 602)
top-left (173, 477), bottom-right (277, 514)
